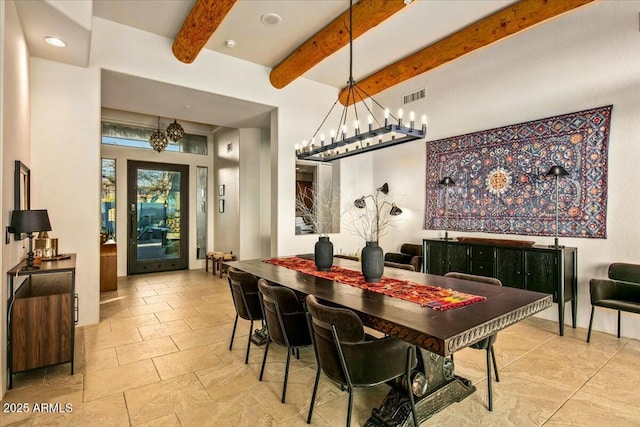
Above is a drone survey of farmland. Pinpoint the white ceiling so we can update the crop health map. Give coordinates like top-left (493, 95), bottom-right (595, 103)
top-left (17, 0), bottom-right (519, 128)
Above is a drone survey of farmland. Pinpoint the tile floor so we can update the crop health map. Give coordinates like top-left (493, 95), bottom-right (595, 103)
top-left (2, 269), bottom-right (639, 426)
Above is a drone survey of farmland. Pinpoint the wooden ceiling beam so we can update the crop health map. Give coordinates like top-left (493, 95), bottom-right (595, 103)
top-left (338, 0), bottom-right (596, 105)
top-left (172, 0), bottom-right (238, 64)
top-left (269, 0), bottom-right (410, 90)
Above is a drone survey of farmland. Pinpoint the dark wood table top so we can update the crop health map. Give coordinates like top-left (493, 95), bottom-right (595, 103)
top-left (226, 257), bottom-right (552, 356)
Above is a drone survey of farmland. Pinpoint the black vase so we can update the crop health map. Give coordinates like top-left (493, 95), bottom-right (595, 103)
top-left (361, 241), bottom-right (384, 282)
top-left (314, 236), bottom-right (333, 271)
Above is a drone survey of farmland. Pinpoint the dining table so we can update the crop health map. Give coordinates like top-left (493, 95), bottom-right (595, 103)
top-left (225, 255), bottom-right (552, 426)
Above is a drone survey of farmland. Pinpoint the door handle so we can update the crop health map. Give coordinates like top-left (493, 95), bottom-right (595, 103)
top-left (130, 203), bottom-right (136, 242)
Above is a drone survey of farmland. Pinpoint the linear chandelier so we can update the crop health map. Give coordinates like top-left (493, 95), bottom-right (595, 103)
top-left (295, 0), bottom-right (426, 163)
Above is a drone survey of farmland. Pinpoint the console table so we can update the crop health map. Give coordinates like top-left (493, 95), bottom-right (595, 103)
top-left (423, 239), bottom-right (577, 335)
top-left (6, 254), bottom-right (77, 389)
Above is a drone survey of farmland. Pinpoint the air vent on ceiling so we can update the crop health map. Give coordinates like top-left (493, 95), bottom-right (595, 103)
top-left (402, 88), bottom-right (426, 105)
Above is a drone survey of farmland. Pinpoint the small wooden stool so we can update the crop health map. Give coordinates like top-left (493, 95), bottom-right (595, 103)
top-left (205, 251), bottom-right (223, 274)
top-left (215, 253), bottom-right (236, 278)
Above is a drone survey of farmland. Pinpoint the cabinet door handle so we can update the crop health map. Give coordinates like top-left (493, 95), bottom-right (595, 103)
top-left (74, 293), bottom-right (79, 325)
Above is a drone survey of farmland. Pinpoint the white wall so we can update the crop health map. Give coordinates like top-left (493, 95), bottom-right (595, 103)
top-left (30, 58), bottom-right (101, 327)
top-left (1, 0), bottom-right (32, 397)
top-left (368, 1), bottom-right (640, 339)
top-left (213, 128), bottom-right (239, 255)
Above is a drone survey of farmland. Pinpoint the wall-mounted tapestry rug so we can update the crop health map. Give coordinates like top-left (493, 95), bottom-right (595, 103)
top-left (424, 105), bottom-right (612, 238)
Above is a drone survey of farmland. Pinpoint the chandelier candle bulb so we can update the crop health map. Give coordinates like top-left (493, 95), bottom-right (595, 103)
top-left (368, 115), bottom-right (373, 131)
top-left (330, 129), bottom-right (336, 144)
top-left (410, 112), bottom-right (415, 130)
top-left (342, 125), bottom-right (347, 140)
top-left (422, 115), bottom-right (428, 133)
top-left (398, 109), bottom-right (404, 126)
top-left (384, 108), bottom-right (390, 126)
top-left (320, 134), bottom-right (325, 146)
top-left (354, 120), bottom-right (360, 135)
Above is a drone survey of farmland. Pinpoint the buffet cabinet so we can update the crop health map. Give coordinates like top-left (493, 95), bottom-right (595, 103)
top-left (422, 239), bottom-right (577, 336)
top-left (6, 255), bottom-right (77, 389)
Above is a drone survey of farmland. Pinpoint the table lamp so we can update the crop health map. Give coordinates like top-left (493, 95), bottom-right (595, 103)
top-left (546, 165), bottom-right (568, 248)
top-left (439, 176), bottom-right (456, 240)
top-left (10, 209), bottom-right (52, 270)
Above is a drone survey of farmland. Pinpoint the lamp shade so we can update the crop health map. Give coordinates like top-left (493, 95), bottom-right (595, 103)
top-left (354, 196), bottom-right (367, 209)
top-left (546, 165), bottom-right (569, 177)
top-left (377, 183), bottom-right (389, 195)
top-left (389, 203), bottom-right (402, 216)
top-left (10, 210), bottom-right (52, 234)
top-left (439, 176), bottom-right (455, 186)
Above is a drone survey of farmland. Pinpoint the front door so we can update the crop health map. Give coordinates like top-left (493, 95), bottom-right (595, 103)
top-left (127, 160), bottom-right (189, 274)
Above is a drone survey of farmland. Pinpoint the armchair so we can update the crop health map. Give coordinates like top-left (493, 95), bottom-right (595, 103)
top-left (384, 243), bottom-right (423, 272)
top-left (587, 263), bottom-right (640, 342)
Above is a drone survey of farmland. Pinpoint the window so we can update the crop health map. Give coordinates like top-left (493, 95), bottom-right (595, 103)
top-left (101, 122), bottom-right (208, 155)
top-left (101, 158), bottom-right (116, 239)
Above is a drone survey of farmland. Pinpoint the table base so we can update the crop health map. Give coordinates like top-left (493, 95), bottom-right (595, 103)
top-left (365, 351), bottom-right (475, 426)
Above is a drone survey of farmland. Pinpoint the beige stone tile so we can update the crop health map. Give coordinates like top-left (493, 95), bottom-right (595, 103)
top-left (109, 313), bottom-right (159, 331)
top-left (310, 383), bottom-right (389, 427)
top-left (545, 388), bottom-right (640, 426)
top-left (30, 392), bottom-right (129, 426)
top-left (250, 365), bottom-right (345, 424)
top-left (196, 359), bottom-right (270, 400)
top-left (0, 383), bottom-right (83, 425)
top-left (84, 326), bottom-right (142, 351)
top-left (170, 326), bottom-right (229, 350)
top-left (142, 293), bottom-right (183, 305)
top-left (125, 373), bottom-right (212, 425)
top-left (175, 390), bottom-right (275, 427)
top-left (43, 364), bottom-right (83, 387)
top-left (83, 359), bottom-right (160, 402)
top-left (183, 313), bottom-right (233, 330)
top-left (155, 308), bottom-right (200, 322)
top-left (82, 347), bottom-right (119, 373)
top-left (116, 336), bottom-right (179, 365)
top-left (138, 319), bottom-right (192, 340)
top-left (137, 413), bottom-right (181, 427)
top-left (128, 302), bottom-right (175, 316)
top-left (152, 346), bottom-right (223, 380)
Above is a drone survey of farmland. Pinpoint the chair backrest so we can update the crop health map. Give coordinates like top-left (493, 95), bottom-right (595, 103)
top-left (228, 267), bottom-right (263, 321)
top-left (608, 263), bottom-right (640, 284)
top-left (444, 272), bottom-right (502, 287)
top-left (258, 278), bottom-right (310, 347)
top-left (400, 243), bottom-right (423, 257)
top-left (306, 295), bottom-right (365, 384)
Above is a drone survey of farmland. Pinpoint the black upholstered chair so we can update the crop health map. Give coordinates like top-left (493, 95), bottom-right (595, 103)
top-left (257, 278), bottom-right (312, 403)
top-left (588, 263), bottom-right (640, 342)
top-left (228, 267), bottom-right (264, 364)
top-left (444, 272), bottom-right (502, 411)
top-left (305, 295), bottom-right (418, 427)
top-left (384, 243), bottom-right (423, 272)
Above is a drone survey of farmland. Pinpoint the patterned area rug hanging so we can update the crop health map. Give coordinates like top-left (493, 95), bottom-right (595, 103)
top-left (424, 105), bottom-right (612, 238)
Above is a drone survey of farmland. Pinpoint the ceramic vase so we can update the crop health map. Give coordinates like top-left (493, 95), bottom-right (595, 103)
top-left (314, 236), bottom-right (333, 271)
top-left (361, 241), bottom-right (384, 282)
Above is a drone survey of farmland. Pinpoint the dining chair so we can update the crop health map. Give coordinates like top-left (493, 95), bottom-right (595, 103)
top-left (444, 272), bottom-right (502, 411)
top-left (257, 278), bottom-right (312, 403)
top-left (305, 294), bottom-right (419, 427)
top-left (228, 267), bottom-right (264, 364)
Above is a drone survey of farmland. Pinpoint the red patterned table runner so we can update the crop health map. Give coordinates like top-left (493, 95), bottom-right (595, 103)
top-left (264, 257), bottom-right (486, 311)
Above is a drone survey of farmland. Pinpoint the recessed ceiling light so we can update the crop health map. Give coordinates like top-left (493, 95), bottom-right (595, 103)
top-left (261, 13), bottom-right (282, 26)
top-left (44, 36), bottom-right (66, 47)
top-left (225, 39), bottom-right (236, 48)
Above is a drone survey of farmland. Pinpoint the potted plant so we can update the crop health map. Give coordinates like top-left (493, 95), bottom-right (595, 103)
top-left (344, 183), bottom-right (402, 282)
top-left (295, 183), bottom-right (338, 271)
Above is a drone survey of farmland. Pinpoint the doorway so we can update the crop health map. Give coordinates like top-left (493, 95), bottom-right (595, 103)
top-left (127, 160), bottom-right (189, 274)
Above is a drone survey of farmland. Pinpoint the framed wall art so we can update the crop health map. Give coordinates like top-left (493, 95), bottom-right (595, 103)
top-left (13, 160), bottom-right (31, 239)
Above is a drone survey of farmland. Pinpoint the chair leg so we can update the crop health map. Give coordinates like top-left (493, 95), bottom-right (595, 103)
top-left (587, 306), bottom-right (595, 343)
top-left (259, 338), bottom-right (270, 381)
top-left (490, 345), bottom-right (499, 382)
top-left (406, 347), bottom-right (419, 427)
top-left (307, 366), bottom-right (321, 424)
top-left (486, 347), bottom-right (493, 411)
top-left (282, 348), bottom-right (292, 403)
top-left (346, 388), bottom-right (354, 427)
top-left (617, 310), bottom-right (621, 338)
top-left (245, 320), bottom-right (254, 364)
top-left (229, 314), bottom-right (238, 350)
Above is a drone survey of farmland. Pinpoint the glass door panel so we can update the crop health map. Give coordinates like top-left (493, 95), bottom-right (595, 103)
top-left (128, 161), bottom-right (189, 274)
